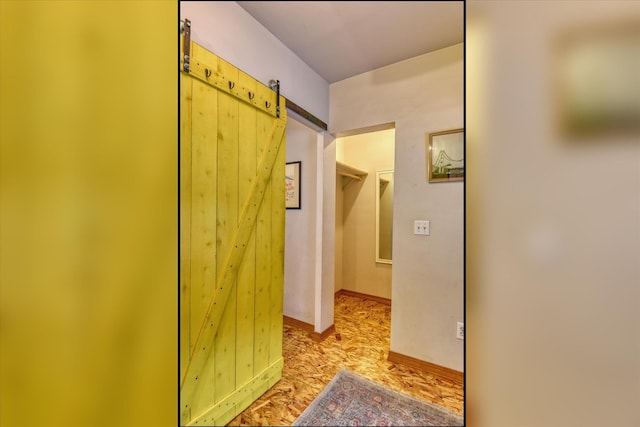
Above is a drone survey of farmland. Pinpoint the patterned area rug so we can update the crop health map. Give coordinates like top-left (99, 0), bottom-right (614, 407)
top-left (292, 369), bottom-right (464, 426)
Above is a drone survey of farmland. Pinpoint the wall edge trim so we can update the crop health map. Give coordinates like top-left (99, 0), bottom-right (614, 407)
top-left (335, 289), bottom-right (391, 306)
top-left (283, 315), bottom-right (314, 333)
top-left (283, 315), bottom-right (335, 342)
top-left (387, 350), bottom-right (463, 384)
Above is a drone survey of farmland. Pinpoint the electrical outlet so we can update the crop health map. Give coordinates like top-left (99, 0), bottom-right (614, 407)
top-left (413, 220), bottom-right (430, 235)
top-left (456, 322), bottom-right (464, 340)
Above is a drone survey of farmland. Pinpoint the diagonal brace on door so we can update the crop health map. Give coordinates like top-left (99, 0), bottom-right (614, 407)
top-left (180, 117), bottom-right (286, 400)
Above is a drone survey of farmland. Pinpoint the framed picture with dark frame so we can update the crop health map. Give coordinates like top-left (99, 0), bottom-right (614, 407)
top-left (285, 161), bottom-right (301, 209)
top-left (427, 128), bottom-right (464, 183)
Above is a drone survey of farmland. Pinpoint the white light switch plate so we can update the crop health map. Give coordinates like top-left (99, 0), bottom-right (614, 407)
top-left (414, 220), bottom-right (430, 235)
top-left (456, 322), bottom-right (464, 340)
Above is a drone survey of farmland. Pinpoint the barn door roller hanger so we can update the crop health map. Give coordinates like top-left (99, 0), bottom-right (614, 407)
top-left (269, 79), bottom-right (281, 118)
top-left (180, 19), bottom-right (191, 72)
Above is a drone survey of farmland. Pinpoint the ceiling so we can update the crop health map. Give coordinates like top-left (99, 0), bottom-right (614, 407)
top-left (236, 1), bottom-right (464, 84)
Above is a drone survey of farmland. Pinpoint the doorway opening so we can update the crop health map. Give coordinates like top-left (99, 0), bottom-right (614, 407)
top-left (334, 126), bottom-right (396, 301)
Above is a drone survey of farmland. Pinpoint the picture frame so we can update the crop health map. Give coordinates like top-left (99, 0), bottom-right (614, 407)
top-left (427, 128), bottom-right (464, 183)
top-left (285, 161), bottom-right (301, 209)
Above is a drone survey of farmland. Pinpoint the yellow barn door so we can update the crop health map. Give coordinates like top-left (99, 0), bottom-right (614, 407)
top-left (180, 23), bottom-right (286, 426)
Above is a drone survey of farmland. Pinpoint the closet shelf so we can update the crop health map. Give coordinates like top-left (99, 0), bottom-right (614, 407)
top-left (336, 161), bottom-right (367, 189)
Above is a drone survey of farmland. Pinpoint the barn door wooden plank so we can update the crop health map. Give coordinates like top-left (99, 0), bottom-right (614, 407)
top-left (188, 44), bottom-right (279, 120)
top-left (188, 77), bottom-right (220, 418)
top-left (190, 358), bottom-right (284, 425)
top-left (213, 64), bottom-right (239, 404)
top-left (181, 118), bottom-right (285, 406)
top-left (253, 106), bottom-right (273, 391)
top-left (180, 72), bottom-right (192, 383)
top-left (235, 69), bottom-right (258, 412)
top-left (190, 77), bottom-right (219, 349)
top-left (269, 140), bottom-right (286, 367)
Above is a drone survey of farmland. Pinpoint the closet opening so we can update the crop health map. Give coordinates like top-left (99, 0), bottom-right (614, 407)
top-left (334, 124), bottom-right (396, 304)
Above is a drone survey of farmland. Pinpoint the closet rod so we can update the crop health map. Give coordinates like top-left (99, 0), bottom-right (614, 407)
top-left (337, 170), bottom-right (362, 180)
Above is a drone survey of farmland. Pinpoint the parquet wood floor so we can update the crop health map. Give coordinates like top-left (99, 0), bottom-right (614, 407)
top-left (227, 293), bottom-right (464, 426)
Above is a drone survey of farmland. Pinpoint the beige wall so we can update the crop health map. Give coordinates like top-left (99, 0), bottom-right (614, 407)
top-left (330, 44), bottom-right (464, 371)
top-left (335, 129), bottom-right (395, 298)
top-left (468, 3), bottom-right (640, 425)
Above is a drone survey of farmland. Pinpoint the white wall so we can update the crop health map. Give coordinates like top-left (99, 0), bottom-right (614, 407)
top-left (284, 118), bottom-right (318, 324)
top-left (319, 134), bottom-right (336, 333)
top-left (330, 44), bottom-right (464, 371)
top-left (180, 1), bottom-right (329, 123)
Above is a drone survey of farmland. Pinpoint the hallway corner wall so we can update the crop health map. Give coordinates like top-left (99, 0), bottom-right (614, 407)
top-left (330, 44), bottom-right (464, 372)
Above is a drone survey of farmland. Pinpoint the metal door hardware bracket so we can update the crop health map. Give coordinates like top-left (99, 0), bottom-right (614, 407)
top-left (268, 79), bottom-right (281, 118)
top-left (183, 19), bottom-right (191, 72)
top-left (269, 79), bottom-right (326, 129)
